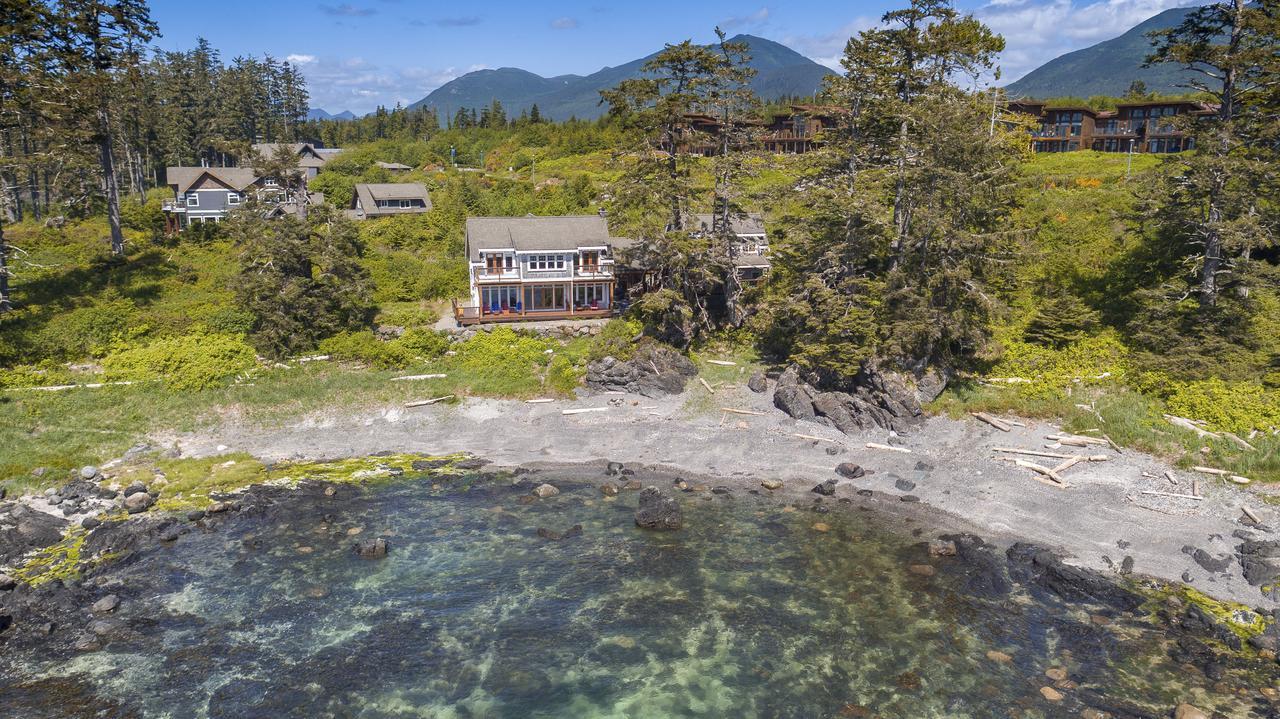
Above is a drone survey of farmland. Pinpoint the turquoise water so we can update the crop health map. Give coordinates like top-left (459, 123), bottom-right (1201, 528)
top-left (0, 472), bottom-right (1256, 717)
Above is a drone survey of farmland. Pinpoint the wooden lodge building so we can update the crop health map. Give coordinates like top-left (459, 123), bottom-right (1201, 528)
top-left (1009, 99), bottom-right (1216, 154)
top-left (672, 105), bottom-right (842, 156)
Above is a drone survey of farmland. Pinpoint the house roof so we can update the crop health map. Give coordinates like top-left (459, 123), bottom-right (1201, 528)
top-left (692, 213), bottom-right (766, 236)
top-left (376, 161), bottom-right (413, 171)
top-left (165, 166), bottom-right (261, 195)
top-left (251, 142), bottom-right (330, 168)
top-left (465, 215), bottom-right (627, 262)
top-left (352, 183), bottom-right (433, 215)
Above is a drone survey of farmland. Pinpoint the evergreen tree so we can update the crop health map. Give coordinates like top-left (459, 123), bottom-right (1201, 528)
top-left (56, 0), bottom-right (158, 256)
top-left (529, 103), bottom-right (543, 123)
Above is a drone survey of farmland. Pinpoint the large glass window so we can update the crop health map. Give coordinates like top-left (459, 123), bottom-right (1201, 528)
top-left (574, 283), bottom-right (609, 308)
top-left (481, 286), bottom-right (520, 313)
top-left (523, 285), bottom-right (565, 311)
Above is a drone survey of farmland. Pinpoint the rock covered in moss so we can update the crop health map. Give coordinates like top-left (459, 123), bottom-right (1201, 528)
top-left (0, 504), bottom-right (67, 567)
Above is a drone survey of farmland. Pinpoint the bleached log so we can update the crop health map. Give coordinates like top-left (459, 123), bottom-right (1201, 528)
top-left (1242, 506), bottom-right (1263, 524)
top-left (986, 377), bottom-right (1032, 384)
top-left (1223, 432), bottom-right (1257, 452)
top-left (1046, 434), bottom-right (1109, 447)
top-left (1020, 472), bottom-right (1070, 489)
top-left (993, 447), bottom-right (1073, 460)
top-left (1014, 459), bottom-right (1064, 484)
top-left (1102, 434), bottom-right (1121, 453)
top-left (793, 433), bottom-right (841, 444)
top-left (972, 412), bottom-right (1013, 432)
top-left (526, 399), bottom-right (556, 404)
top-left (720, 408), bottom-right (766, 416)
top-left (706, 360), bottom-right (737, 366)
top-left (1051, 455), bottom-right (1088, 475)
top-left (1139, 490), bottom-right (1203, 501)
top-left (404, 395), bottom-right (454, 408)
top-left (1192, 465), bottom-right (1230, 476)
top-left (1164, 470), bottom-right (1178, 486)
top-left (12, 381), bottom-right (135, 392)
top-left (1230, 475), bottom-right (1251, 485)
top-left (1192, 478), bottom-right (1200, 497)
top-left (562, 407), bottom-right (608, 415)
top-left (1164, 414), bottom-right (1221, 439)
top-left (866, 442), bottom-right (912, 454)
top-left (699, 377), bottom-right (715, 394)
top-left (390, 373), bottom-right (447, 381)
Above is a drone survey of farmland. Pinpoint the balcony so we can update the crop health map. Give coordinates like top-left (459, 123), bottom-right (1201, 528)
top-left (161, 200), bottom-right (187, 213)
top-left (473, 263), bottom-right (615, 284)
top-left (473, 267), bottom-right (521, 284)
top-left (452, 300), bottom-right (615, 326)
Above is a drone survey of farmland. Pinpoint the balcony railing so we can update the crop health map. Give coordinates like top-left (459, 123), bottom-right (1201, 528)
top-left (473, 263), bottom-right (615, 283)
top-left (161, 200), bottom-right (187, 212)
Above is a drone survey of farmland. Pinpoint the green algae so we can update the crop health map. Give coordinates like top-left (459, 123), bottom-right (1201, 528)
top-left (12, 528), bottom-right (90, 587)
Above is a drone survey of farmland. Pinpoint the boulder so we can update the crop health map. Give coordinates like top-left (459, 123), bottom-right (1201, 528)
top-left (585, 343), bottom-right (698, 397)
top-left (1237, 539), bottom-right (1280, 586)
top-left (537, 525), bottom-right (584, 541)
top-left (1174, 704), bottom-right (1208, 719)
top-left (894, 478), bottom-right (917, 492)
top-left (773, 385), bottom-right (815, 421)
top-left (0, 573), bottom-right (15, 591)
top-left (622, 480), bottom-right (642, 491)
top-left (747, 372), bottom-right (768, 393)
top-left (80, 516), bottom-right (101, 530)
top-left (79, 466), bottom-right (100, 480)
top-left (353, 537), bottom-right (389, 559)
top-left (835, 463), bottom-right (865, 479)
top-left (811, 479), bottom-right (838, 497)
top-left (0, 504), bottom-right (67, 566)
top-left (533, 484), bottom-right (560, 499)
top-left (928, 539), bottom-right (957, 557)
top-left (761, 479), bottom-right (783, 490)
top-left (123, 492), bottom-right (155, 514)
top-left (599, 484), bottom-right (619, 497)
top-left (90, 595), bottom-right (120, 614)
top-left (634, 487), bottom-right (682, 530)
top-left (122, 482), bottom-right (148, 498)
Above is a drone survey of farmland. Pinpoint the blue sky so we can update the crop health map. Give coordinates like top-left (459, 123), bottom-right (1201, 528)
top-left (149, 0), bottom-right (1199, 114)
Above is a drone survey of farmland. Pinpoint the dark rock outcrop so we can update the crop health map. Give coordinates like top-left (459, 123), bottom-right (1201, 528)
top-left (835, 463), bottom-right (865, 479)
top-left (1237, 538), bottom-right (1280, 587)
top-left (0, 504), bottom-right (67, 567)
top-left (747, 372), bottom-right (768, 393)
top-left (1006, 543), bottom-right (1144, 611)
top-left (536, 525), bottom-right (583, 541)
top-left (811, 479), bottom-right (838, 497)
top-left (353, 537), bottom-right (389, 559)
top-left (770, 361), bottom-right (949, 433)
top-left (634, 487), bottom-right (682, 530)
top-left (586, 343), bottom-right (698, 397)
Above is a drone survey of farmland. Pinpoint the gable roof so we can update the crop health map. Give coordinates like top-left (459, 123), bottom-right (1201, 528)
top-left (251, 142), bottom-right (331, 168)
top-left (352, 183), bottom-right (433, 214)
top-left (165, 166), bottom-right (261, 195)
top-left (376, 161), bottom-right (414, 171)
top-left (692, 213), bottom-right (766, 237)
top-left (465, 215), bottom-right (624, 262)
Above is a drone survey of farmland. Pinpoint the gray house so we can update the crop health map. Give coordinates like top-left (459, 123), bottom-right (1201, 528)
top-left (693, 213), bottom-right (771, 282)
top-left (250, 142), bottom-right (336, 179)
top-left (161, 167), bottom-right (272, 231)
top-left (347, 183), bottom-right (432, 219)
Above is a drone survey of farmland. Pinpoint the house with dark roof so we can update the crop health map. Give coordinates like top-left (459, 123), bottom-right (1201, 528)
top-left (692, 213), bottom-right (771, 283)
top-left (160, 167), bottom-right (278, 231)
top-left (347, 183), bottom-right (432, 219)
top-left (455, 215), bottom-right (633, 325)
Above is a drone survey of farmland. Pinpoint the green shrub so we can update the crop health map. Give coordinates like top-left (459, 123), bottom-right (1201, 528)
top-left (987, 334), bottom-right (1132, 401)
top-left (587, 318), bottom-right (643, 362)
top-left (446, 327), bottom-right (559, 396)
top-left (35, 295), bottom-right (147, 359)
top-left (377, 302), bottom-right (440, 329)
top-left (1163, 378), bottom-right (1280, 435)
top-left (318, 331), bottom-right (415, 369)
top-left (202, 307), bottom-right (257, 336)
top-left (394, 328), bottom-right (450, 359)
top-left (0, 363), bottom-right (74, 389)
top-left (102, 332), bottom-right (257, 391)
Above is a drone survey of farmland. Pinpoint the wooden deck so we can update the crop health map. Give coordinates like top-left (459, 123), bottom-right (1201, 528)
top-left (452, 302), bottom-right (615, 326)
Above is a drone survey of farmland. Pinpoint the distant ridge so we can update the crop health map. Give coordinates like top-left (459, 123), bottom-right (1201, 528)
top-left (1005, 6), bottom-right (1203, 98)
top-left (306, 108), bottom-right (356, 121)
top-left (409, 34), bottom-right (836, 122)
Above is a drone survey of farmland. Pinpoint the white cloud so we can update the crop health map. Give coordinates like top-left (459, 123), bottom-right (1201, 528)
top-left (782, 17), bottom-right (876, 70)
top-left (975, 0), bottom-right (1205, 83)
top-left (286, 54), bottom-right (316, 65)
top-left (721, 7), bottom-right (771, 30)
top-left (298, 55), bottom-right (483, 114)
top-left (550, 17), bottom-right (579, 29)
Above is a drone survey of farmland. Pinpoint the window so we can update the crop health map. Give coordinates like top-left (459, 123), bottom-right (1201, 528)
top-left (580, 251), bottom-right (599, 270)
top-left (186, 194), bottom-right (199, 207)
top-left (227, 193), bottom-right (241, 206)
top-left (264, 177), bottom-right (278, 187)
top-left (399, 199), bottom-right (412, 209)
top-left (529, 254), bottom-right (564, 271)
top-left (523, 284), bottom-right (565, 311)
top-left (574, 283), bottom-right (608, 308)
top-left (481, 286), bottom-right (520, 313)
top-left (485, 254), bottom-right (503, 273)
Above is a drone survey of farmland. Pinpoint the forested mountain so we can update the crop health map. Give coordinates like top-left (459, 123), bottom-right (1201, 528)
top-left (306, 108), bottom-right (356, 121)
top-left (1005, 6), bottom-right (1201, 98)
top-left (409, 35), bottom-right (835, 121)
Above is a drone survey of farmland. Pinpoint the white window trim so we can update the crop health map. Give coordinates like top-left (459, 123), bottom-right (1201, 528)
top-left (186, 195), bottom-right (199, 207)
top-left (227, 193), bottom-right (241, 206)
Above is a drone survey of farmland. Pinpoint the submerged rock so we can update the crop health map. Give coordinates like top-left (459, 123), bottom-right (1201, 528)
top-left (760, 479), bottom-right (783, 491)
top-left (634, 487), bottom-right (682, 530)
top-left (533, 484), bottom-right (560, 498)
top-left (811, 479), bottom-right (838, 497)
top-left (353, 537), bottom-right (389, 559)
top-left (536, 525), bottom-right (583, 541)
top-left (1174, 704), bottom-right (1208, 719)
top-left (599, 484), bottom-right (619, 497)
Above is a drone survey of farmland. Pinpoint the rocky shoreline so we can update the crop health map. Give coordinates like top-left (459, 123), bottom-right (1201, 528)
top-left (1, 456), bottom-right (1278, 717)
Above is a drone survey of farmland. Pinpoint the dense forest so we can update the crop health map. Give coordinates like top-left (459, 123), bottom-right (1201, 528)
top-left (1, 0), bottom-right (1278, 487)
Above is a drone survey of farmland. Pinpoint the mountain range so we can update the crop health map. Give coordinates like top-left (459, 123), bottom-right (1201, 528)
top-left (407, 34), bottom-right (836, 122)
top-left (1004, 6), bottom-right (1201, 99)
top-left (307, 7), bottom-right (1207, 122)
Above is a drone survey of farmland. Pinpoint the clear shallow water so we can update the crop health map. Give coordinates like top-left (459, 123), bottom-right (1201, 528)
top-left (0, 472), bottom-right (1251, 718)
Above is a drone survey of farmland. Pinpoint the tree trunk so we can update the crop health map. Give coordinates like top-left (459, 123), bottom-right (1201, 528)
top-left (0, 221), bottom-right (11, 313)
top-left (891, 118), bottom-right (910, 269)
top-left (1199, 0), bottom-right (1244, 307)
top-left (98, 103), bottom-right (125, 255)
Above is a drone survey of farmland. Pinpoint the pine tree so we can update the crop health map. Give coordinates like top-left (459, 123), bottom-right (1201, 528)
top-left (529, 103), bottom-right (543, 123)
top-left (56, 0), bottom-right (158, 256)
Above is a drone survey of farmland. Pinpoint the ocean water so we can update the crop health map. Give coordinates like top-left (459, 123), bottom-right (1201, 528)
top-left (0, 471), bottom-right (1252, 718)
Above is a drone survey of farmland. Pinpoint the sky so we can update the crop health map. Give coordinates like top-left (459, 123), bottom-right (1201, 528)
top-left (148, 0), bottom-right (1203, 115)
